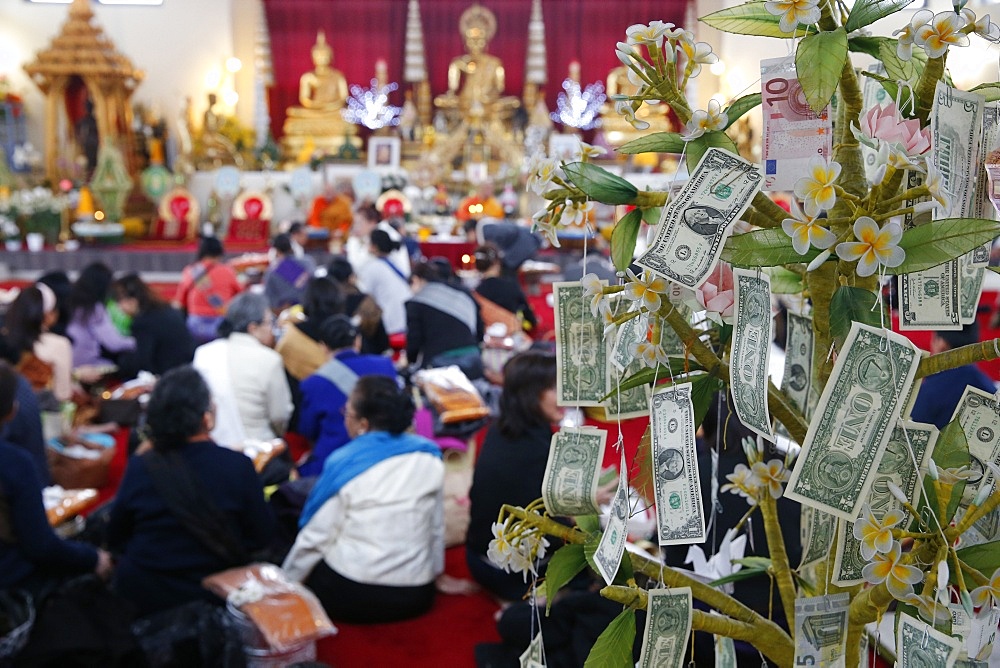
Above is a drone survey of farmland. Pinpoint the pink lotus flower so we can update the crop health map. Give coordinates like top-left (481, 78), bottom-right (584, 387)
top-left (695, 261), bottom-right (735, 323)
top-left (853, 103), bottom-right (931, 156)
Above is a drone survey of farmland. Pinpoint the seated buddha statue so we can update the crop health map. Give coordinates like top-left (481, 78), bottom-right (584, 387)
top-left (434, 5), bottom-right (519, 127)
top-left (197, 93), bottom-right (243, 169)
top-left (599, 65), bottom-right (673, 144)
top-left (282, 31), bottom-right (358, 156)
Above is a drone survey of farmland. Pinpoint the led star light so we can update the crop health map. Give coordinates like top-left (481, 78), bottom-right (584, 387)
top-left (551, 78), bottom-right (606, 130)
top-left (342, 79), bottom-right (402, 130)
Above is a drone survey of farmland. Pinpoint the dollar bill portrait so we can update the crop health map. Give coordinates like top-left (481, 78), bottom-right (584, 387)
top-left (683, 206), bottom-right (725, 236)
top-left (657, 448), bottom-right (685, 481)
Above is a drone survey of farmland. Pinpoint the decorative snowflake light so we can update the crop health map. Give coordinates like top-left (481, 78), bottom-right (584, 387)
top-left (341, 79), bottom-right (402, 130)
top-left (550, 78), bottom-right (606, 130)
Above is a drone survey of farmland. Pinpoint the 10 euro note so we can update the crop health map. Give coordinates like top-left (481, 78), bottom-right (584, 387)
top-left (636, 148), bottom-right (761, 289)
top-left (760, 56), bottom-right (832, 192)
top-left (541, 427), bottom-right (607, 517)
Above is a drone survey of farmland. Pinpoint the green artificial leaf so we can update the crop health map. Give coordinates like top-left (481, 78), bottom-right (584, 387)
top-left (576, 514), bottom-right (601, 534)
top-left (846, 0), bottom-right (915, 33)
top-left (642, 206), bottom-right (663, 226)
top-left (766, 267), bottom-right (804, 294)
top-left (879, 38), bottom-right (918, 84)
top-left (958, 540), bottom-right (1000, 577)
top-left (849, 35), bottom-right (893, 59)
top-left (918, 418), bottom-right (970, 528)
top-left (618, 132), bottom-right (685, 155)
top-left (562, 162), bottom-right (638, 205)
top-left (890, 218), bottom-right (1000, 274)
top-left (584, 608), bottom-right (637, 668)
top-left (859, 70), bottom-right (913, 116)
top-left (710, 567), bottom-right (769, 587)
top-left (723, 93), bottom-right (762, 130)
top-left (971, 82), bottom-right (1000, 103)
top-left (829, 286), bottom-right (883, 348)
top-left (605, 361), bottom-right (708, 399)
top-left (611, 209), bottom-right (643, 272)
top-left (722, 227), bottom-right (821, 268)
top-left (796, 28), bottom-right (849, 114)
top-left (691, 373), bottom-right (725, 426)
top-left (685, 132), bottom-right (740, 172)
top-left (544, 544), bottom-right (588, 614)
top-left (584, 533), bottom-right (600, 573)
top-left (700, 2), bottom-right (816, 38)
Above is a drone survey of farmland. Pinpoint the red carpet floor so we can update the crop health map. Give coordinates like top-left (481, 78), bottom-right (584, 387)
top-left (315, 546), bottom-right (501, 667)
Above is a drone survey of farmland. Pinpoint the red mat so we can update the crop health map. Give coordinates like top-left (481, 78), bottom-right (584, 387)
top-left (315, 546), bottom-right (501, 667)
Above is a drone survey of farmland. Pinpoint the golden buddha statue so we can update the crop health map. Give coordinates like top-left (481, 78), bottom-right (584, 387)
top-left (282, 31), bottom-right (359, 157)
top-left (600, 65), bottom-right (673, 145)
top-left (434, 5), bottom-right (519, 127)
top-left (196, 92), bottom-right (243, 169)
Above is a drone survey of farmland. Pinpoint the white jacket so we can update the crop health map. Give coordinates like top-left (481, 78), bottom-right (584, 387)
top-left (283, 451), bottom-right (445, 587)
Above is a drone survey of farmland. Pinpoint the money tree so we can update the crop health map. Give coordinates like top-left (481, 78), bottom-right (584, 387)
top-left (495, 3), bottom-right (1000, 667)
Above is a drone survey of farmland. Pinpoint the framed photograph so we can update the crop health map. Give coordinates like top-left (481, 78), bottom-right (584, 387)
top-left (368, 137), bottom-right (401, 169)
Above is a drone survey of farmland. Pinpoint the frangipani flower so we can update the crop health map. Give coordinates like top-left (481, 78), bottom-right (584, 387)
top-left (721, 463), bottom-right (761, 505)
top-left (579, 142), bottom-right (607, 160)
top-left (852, 102), bottom-right (931, 156)
top-left (600, 302), bottom-right (618, 337)
top-left (894, 10), bottom-right (933, 61)
top-left (626, 21), bottom-right (674, 48)
top-left (836, 217), bottom-right (905, 277)
top-left (914, 11), bottom-right (969, 58)
top-left (751, 459), bottom-right (790, 499)
top-left (962, 9), bottom-right (1000, 41)
top-left (694, 261), bottom-right (735, 324)
top-left (781, 200), bottom-right (837, 255)
top-left (924, 163), bottom-right (952, 211)
top-left (793, 157), bottom-right (841, 216)
top-left (526, 155), bottom-right (559, 195)
top-left (681, 100), bottom-right (728, 141)
top-left (900, 592), bottom-right (952, 625)
top-left (581, 273), bottom-right (605, 316)
top-left (972, 566), bottom-right (1000, 609)
top-left (631, 339), bottom-right (669, 368)
top-left (487, 521), bottom-right (514, 570)
top-left (624, 269), bottom-right (668, 312)
top-left (862, 541), bottom-right (924, 599)
top-left (677, 40), bottom-right (718, 78)
top-left (563, 200), bottom-right (595, 228)
top-left (532, 209), bottom-right (560, 248)
top-left (489, 522), bottom-right (550, 581)
top-left (615, 99), bottom-right (650, 130)
top-left (764, 0), bottom-right (821, 34)
top-left (853, 504), bottom-right (906, 560)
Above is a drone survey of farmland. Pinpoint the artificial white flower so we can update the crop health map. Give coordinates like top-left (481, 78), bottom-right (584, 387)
top-left (781, 199), bottom-right (837, 255)
top-left (793, 156), bottom-right (841, 216)
top-left (963, 9), bottom-right (1000, 41)
top-left (532, 209), bottom-right (561, 248)
top-left (750, 459), bottom-right (790, 499)
top-left (764, 0), bottom-right (821, 34)
top-left (615, 100), bottom-right (650, 131)
top-left (487, 521), bottom-right (514, 570)
top-left (581, 272), bottom-right (605, 316)
top-left (563, 200), bottom-right (594, 228)
top-left (624, 268), bottom-right (668, 312)
top-left (862, 541), bottom-right (923, 599)
top-left (893, 10), bottom-right (933, 61)
top-left (914, 11), bottom-right (969, 58)
top-left (526, 156), bottom-right (559, 195)
top-left (625, 21), bottom-right (673, 48)
top-left (677, 40), bottom-right (718, 78)
top-left (681, 100), bottom-right (728, 141)
top-left (579, 142), bottom-right (607, 160)
top-left (923, 163), bottom-right (952, 211)
top-left (721, 463), bottom-right (761, 505)
top-left (631, 339), bottom-right (669, 368)
top-left (836, 217), bottom-right (905, 277)
top-left (971, 566), bottom-right (1000, 609)
top-left (852, 504), bottom-right (906, 560)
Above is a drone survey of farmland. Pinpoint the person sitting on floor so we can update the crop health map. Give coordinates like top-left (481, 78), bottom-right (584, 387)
top-left (263, 232), bottom-right (316, 313)
top-left (406, 260), bottom-right (484, 378)
top-left (192, 293), bottom-right (293, 447)
top-left (172, 236), bottom-right (243, 345)
top-left (111, 273), bottom-right (196, 381)
top-left (2, 284), bottom-right (74, 403)
top-left (283, 375), bottom-right (443, 623)
top-left (106, 365), bottom-right (274, 616)
top-left (326, 255), bottom-right (388, 354)
top-left (0, 360), bottom-right (112, 596)
top-left (67, 262), bottom-right (137, 370)
top-left (297, 315), bottom-right (397, 477)
top-left (473, 243), bottom-right (536, 331)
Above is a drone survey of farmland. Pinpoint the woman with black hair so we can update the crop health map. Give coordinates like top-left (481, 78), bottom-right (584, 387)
top-left (465, 350), bottom-right (563, 601)
top-left (355, 228), bottom-right (411, 336)
top-left (473, 243), bottom-right (536, 330)
top-left (36, 271), bottom-right (72, 338)
top-left (326, 255), bottom-right (388, 354)
top-left (283, 375), bottom-right (443, 623)
top-left (263, 232), bottom-right (316, 312)
top-left (106, 365), bottom-right (273, 616)
top-left (172, 236), bottom-right (243, 345)
top-left (66, 262), bottom-right (136, 368)
top-left (406, 260), bottom-right (484, 378)
top-left (3, 284), bottom-right (73, 401)
top-left (111, 273), bottom-right (195, 380)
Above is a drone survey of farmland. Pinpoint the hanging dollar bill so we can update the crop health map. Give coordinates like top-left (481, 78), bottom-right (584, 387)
top-left (785, 323), bottom-right (920, 521)
top-left (831, 421), bottom-right (937, 585)
top-left (897, 611), bottom-right (961, 667)
top-left (636, 148), bottom-right (761, 289)
top-left (638, 587), bottom-right (692, 668)
top-left (650, 383), bottom-right (705, 545)
top-left (760, 56), bottom-right (832, 192)
top-left (715, 632), bottom-right (737, 668)
top-left (604, 357), bottom-right (651, 420)
top-left (612, 310), bottom-right (647, 372)
top-left (519, 630), bottom-right (545, 668)
top-left (861, 63), bottom-right (889, 185)
top-left (553, 281), bottom-right (608, 406)
top-left (899, 351), bottom-right (928, 419)
top-left (782, 312), bottom-right (814, 427)
top-left (541, 427), bottom-right (607, 517)
top-left (960, 261), bottom-right (986, 324)
top-left (973, 102), bottom-right (1000, 267)
top-left (794, 594), bottom-right (850, 668)
top-left (594, 452), bottom-right (630, 585)
top-left (731, 268), bottom-right (774, 440)
top-left (799, 505), bottom-right (837, 569)
top-left (951, 387), bottom-right (1000, 546)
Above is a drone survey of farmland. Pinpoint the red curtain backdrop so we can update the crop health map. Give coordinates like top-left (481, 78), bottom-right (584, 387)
top-left (262, 0), bottom-right (689, 141)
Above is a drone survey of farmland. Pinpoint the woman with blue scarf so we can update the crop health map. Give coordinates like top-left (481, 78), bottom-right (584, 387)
top-left (282, 375), bottom-right (443, 623)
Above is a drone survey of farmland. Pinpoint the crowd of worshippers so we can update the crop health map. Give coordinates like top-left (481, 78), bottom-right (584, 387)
top-left (0, 204), bottom-right (550, 661)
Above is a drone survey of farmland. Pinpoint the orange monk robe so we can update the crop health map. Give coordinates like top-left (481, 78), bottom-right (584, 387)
top-left (455, 195), bottom-right (504, 222)
top-left (308, 194), bottom-right (353, 235)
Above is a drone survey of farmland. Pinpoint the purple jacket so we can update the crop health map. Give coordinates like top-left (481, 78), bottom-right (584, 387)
top-left (67, 303), bottom-right (136, 368)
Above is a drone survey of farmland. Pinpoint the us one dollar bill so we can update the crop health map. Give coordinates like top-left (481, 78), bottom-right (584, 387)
top-left (519, 630), bottom-right (544, 668)
top-left (638, 587), bottom-right (692, 668)
top-left (782, 312), bottom-right (814, 422)
top-left (604, 357), bottom-right (650, 421)
top-left (832, 421), bottom-right (938, 585)
top-left (541, 427), bottom-right (607, 517)
top-left (785, 323), bottom-right (920, 521)
top-left (650, 383), bottom-right (706, 545)
top-left (960, 260), bottom-right (985, 325)
top-left (951, 387), bottom-right (1000, 546)
top-left (794, 594), bottom-right (850, 668)
top-left (553, 281), bottom-right (608, 406)
top-left (715, 632), bottom-right (737, 668)
top-left (897, 611), bottom-right (961, 667)
top-left (760, 56), bottom-right (833, 192)
top-left (731, 268), bottom-right (774, 440)
top-left (799, 505), bottom-right (837, 569)
top-left (636, 148), bottom-right (761, 289)
top-left (973, 102), bottom-right (1000, 264)
top-left (594, 452), bottom-right (630, 585)
top-left (612, 310), bottom-right (647, 372)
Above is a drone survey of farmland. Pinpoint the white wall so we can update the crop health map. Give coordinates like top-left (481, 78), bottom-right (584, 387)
top-left (0, 0), bottom-right (245, 149)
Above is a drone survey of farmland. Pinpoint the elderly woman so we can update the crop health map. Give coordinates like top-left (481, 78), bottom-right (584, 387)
top-left (192, 292), bottom-right (292, 447)
top-left (296, 315), bottom-right (396, 477)
top-left (107, 366), bottom-right (273, 616)
top-left (283, 375), bottom-right (443, 623)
